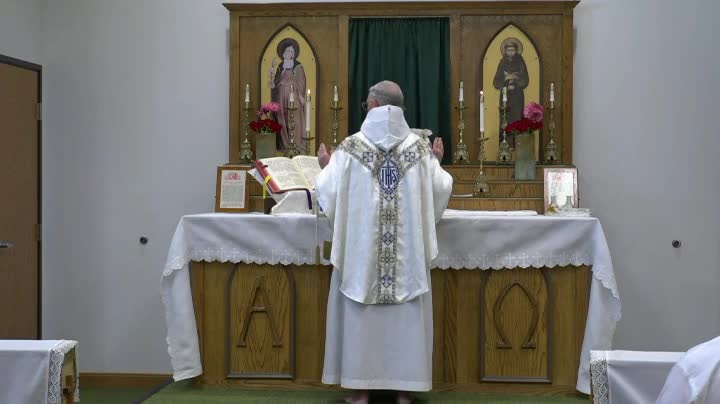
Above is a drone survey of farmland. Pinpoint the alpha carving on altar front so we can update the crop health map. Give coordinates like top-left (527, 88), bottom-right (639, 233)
top-left (226, 265), bottom-right (296, 379)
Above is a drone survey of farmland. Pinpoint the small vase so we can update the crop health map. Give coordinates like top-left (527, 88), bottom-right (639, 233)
top-left (562, 195), bottom-right (574, 209)
top-left (514, 132), bottom-right (536, 180)
top-left (255, 129), bottom-right (276, 159)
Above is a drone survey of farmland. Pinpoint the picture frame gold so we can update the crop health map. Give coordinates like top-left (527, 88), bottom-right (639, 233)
top-left (543, 167), bottom-right (578, 213)
top-left (215, 165), bottom-right (251, 213)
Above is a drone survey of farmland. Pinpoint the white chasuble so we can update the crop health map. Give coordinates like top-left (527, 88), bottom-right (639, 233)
top-left (316, 107), bottom-right (453, 305)
top-left (316, 106), bottom-right (452, 391)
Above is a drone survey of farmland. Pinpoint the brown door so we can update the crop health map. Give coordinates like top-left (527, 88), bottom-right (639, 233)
top-left (0, 56), bottom-right (41, 339)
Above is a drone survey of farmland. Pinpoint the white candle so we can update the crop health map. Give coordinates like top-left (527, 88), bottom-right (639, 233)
top-left (245, 84), bottom-right (250, 104)
top-left (459, 81), bottom-right (464, 103)
top-left (289, 85), bottom-right (295, 105)
top-left (333, 85), bottom-right (339, 103)
top-left (502, 86), bottom-right (507, 104)
top-left (305, 90), bottom-right (311, 132)
top-left (550, 82), bottom-right (555, 104)
top-left (479, 90), bottom-right (485, 132)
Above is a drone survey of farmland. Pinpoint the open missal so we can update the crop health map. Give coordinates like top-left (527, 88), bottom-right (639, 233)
top-left (253, 155), bottom-right (322, 194)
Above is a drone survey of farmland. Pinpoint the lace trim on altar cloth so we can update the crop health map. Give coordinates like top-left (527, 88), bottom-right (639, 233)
top-left (163, 247), bottom-right (324, 276)
top-left (162, 248), bottom-right (619, 304)
top-left (47, 340), bottom-right (78, 404)
top-left (590, 351), bottom-right (609, 404)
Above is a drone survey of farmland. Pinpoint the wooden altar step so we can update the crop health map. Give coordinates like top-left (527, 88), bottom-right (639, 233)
top-left (448, 197), bottom-right (545, 212)
top-left (445, 164), bottom-right (573, 181)
top-left (452, 180), bottom-right (543, 198)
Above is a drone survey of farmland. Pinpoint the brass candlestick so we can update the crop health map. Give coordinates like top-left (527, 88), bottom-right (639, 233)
top-left (544, 102), bottom-right (560, 163)
top-left (330, 101), bottom-right (342, 150)
top-left (453, 102), bottom-right (470, 164)
top-left (285, 102), bottom-right (300, 158)
top-left (497, 105), bottom-right (512, 163)
top-left (238, 101), bottom-right (253, 163)
top-left (474, 132), bottom-right (489, 196)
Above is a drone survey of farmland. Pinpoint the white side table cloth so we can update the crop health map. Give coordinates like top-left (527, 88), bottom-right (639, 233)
top-left (0, 340), bottom-right (78, 404)
top-left (590, 350), bottom-right (684, 404)
top-left (161, 212), bottom-right (621, 393)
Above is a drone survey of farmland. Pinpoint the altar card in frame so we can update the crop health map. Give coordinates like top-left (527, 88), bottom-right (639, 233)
top-left (216, 165), bottom-right (251, 213)
top-left (543, 167), bottom-right (578, 213)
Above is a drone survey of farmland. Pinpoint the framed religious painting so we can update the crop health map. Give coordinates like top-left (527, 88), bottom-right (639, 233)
top-left (215, 165), bottom-right (251, 213)
top-left (543, 167), bottom-right (578, 213)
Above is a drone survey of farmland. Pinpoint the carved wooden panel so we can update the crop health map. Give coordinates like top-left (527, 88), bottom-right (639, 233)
top-left (227, 264), bottom-right (295, 378)
top-left (480, 268), bottom-right (551, 382)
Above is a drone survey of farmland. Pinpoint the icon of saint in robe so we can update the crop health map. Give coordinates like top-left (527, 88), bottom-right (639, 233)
top-left (493, 38), bottom-right (529, 146)
top-left (269, 38), bottom-right (306, 150)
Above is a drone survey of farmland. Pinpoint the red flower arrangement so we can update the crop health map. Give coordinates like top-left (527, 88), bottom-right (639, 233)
top-left (249, 102), bottom-right (283, 134)
top-left (505, 102), bottom-right (544, 135)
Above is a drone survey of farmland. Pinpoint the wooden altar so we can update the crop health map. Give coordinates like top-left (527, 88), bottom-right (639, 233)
top-left (190, 261), bottom-right (589, 393)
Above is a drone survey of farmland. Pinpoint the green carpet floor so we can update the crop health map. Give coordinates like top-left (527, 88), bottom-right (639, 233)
top-left (77, 387), bottom-right (152, 404)
top-left (143, 380), bottom-right (588, 403)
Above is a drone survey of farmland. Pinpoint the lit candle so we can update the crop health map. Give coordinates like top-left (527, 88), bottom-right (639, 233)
top-left (550, 82), bottom-right (555, 105)
top-left (479, 90), bottom-right (485, 132)
top-left (502, 86), bottom-right (507, 106)
top-left (289, 85), bottom-right (295, 105)
top-left (305, 90), bottom-right (311, 132)
top-left (459, 81), bottom-right (464, 103)
top-left (333, 85), bottom-right (339, 103)
top-left (245, 84), bottom-right (250, 104)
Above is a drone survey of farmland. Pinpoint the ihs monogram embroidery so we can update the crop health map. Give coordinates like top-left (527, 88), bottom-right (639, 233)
top-left (337, 135), bottom-right (432, 304)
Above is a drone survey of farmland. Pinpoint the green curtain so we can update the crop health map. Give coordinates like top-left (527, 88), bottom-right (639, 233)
top-left (349, 18), bottom-right (452, 164)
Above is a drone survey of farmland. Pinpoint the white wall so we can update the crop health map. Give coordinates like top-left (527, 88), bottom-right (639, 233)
top-left (574, 0), bottom-right (720, 350)
top-left (0, 0), bottom-right (45, 64)
top-left (28, 0), bottom-right (720, 373)
top-left (41, 0), bottom-right (228, 372)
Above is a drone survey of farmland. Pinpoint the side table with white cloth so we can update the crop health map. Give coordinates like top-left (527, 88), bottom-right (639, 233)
top-left (0, 340), bottom-right (79, 404)
top-left (590, 350), bottom-right (685, 404)
top-left (161, 210), bottom-right (621, 395)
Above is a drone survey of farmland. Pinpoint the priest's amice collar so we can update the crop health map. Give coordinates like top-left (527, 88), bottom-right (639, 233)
top-left (360, 105), bottom-right (411, 151)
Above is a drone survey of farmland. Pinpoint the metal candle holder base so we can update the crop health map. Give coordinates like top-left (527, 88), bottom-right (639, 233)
top-left (330, 103), bottom-right (342, 150)
top-left (496, 105), bottom-right (512, 164)
top-left (453, 103), bottom-right (470, 164)
top-left (238, 103), bottom-right (254, 163)
top-left (544, 103), bottom-right (560, 163)
top-left (474, 131), bottom-right (489, 196)
top-left (285, 103), bottom-right (300, 158)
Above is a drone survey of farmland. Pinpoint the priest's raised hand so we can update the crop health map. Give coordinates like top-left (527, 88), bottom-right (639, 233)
top-left (318, 143), bottom-right (331, 169)
top-left (432, 137), bottom-right (444, 161)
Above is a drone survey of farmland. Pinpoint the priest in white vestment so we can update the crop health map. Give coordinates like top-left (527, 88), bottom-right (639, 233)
top-left (315, 81), bottom-right (453, 404)
top-left (655, 335), bottom-right (720, 404)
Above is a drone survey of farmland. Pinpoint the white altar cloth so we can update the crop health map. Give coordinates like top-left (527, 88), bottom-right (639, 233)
top-left (161, 212), bottom-right (621, 394)
top-left (0, 340), bottom-right (78, 404)
top-left (590, 350), bottom-right (685, 404)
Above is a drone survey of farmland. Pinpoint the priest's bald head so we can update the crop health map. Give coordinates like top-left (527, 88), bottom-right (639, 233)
top-left (366, 80), bottom-right (404, 111)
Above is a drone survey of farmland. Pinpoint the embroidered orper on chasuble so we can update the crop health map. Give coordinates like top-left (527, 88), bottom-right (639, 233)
top-left (316, 107), bottom-right (453, 305)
